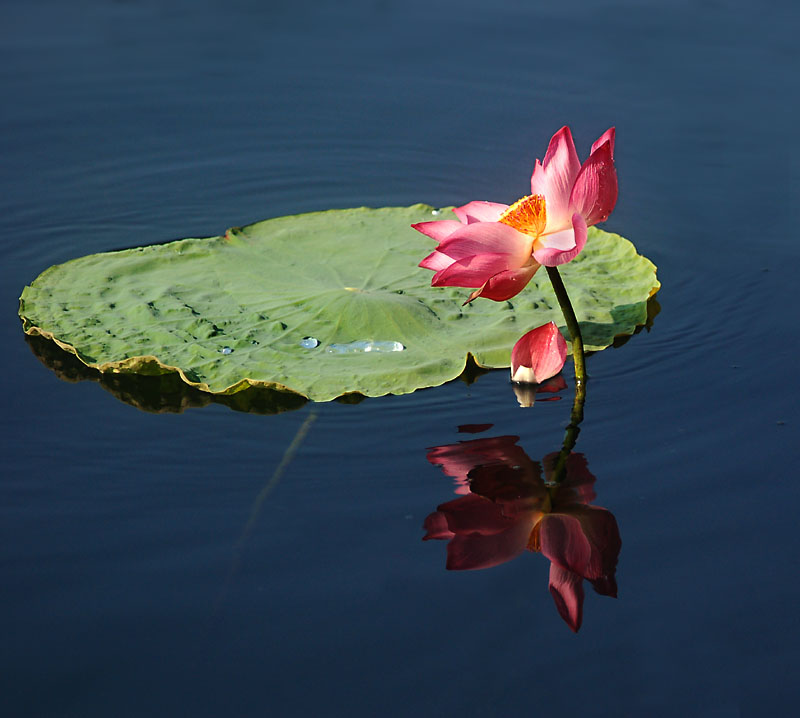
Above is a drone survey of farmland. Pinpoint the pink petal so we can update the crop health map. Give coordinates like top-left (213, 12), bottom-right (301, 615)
top-left (590, 574), bottom-right (618, 598)
top-left (569, 139), bottom-right (618, 227)
top-left (540, 127), bottom-right (581, 180)
top-left (466, 263), bottom-right (540, 303)
top-left (510, 322), bottom-right (567, 384)
top-left (530, 126), bottom-right (581, 233)
top-left (437, 221), bottom-right (532, 263)
top-left (432, 252), bottom-right (522, 289)
top-left (411, 220), bottom-right (463, 242)
top-left (549, 563), bottom-right (584, 632)
top-left (456, 423), bottom-right (494, 434)
top-left (419, 250), bottom-right (454, 272)
top-left (435, 493), bottom-right (517, 536)
top-left (537, 513), bottom-right (592, 576)
top-left (532, 212), bottom-right (588, 267)
top-left (445, 517), bottom-right (534, 570)
top-left (566, 505), bottom-right (622, 582)
top-left (453, 201), bottom-right (508, 224)
top-left (537, 375), bottom-right (568, 393)
top-left (590, 126), bottom-right (615, 158)
top-left (426, 436), bottom-right (524, 482)
top-left (422, 511), bottom-right (455, 541)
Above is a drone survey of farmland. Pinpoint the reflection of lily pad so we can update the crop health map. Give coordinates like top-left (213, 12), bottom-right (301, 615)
top-left (19, 205), bottom-right (659, 402)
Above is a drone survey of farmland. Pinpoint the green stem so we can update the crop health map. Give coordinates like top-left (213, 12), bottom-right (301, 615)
top-left (545, 265), bottom-right (586, 400)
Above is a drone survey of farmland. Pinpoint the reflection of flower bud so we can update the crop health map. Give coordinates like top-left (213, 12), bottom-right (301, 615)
top-left (511, 373), bottom-right (568, 408)
top-left (512, 382), bottom-right (538, 407)
top-left (511, 322), bottom-right (567, 384)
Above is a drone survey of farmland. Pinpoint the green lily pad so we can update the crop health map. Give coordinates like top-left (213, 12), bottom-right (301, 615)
top-left (19, 205), bottom-right (660, 402)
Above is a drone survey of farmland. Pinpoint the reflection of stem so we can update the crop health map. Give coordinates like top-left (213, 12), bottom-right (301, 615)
top-left (547, 322), bottom-right (587, 487)
top-left (213, 409), bottom-right (318, 613)
top-left (548, 385), bottom-right (586, 487)
top-left (545, 266), bottom-right (586, 399)
top-left (545, 265), bottom-right (587, 487)
top-left (240, 410), bottom-right (317, 541)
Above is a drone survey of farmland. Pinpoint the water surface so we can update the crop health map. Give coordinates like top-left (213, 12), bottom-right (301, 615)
top-left (3, 0), bottom-right (799, 715)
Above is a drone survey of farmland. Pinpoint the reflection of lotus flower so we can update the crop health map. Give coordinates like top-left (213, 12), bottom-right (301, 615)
top-left (413, 126), bottom-right (617, 303)
top-left (423, 436), bottom-right (620, 632)
top-left (425, 434), bottom-right (535, 495)
top-left (511, 322), bottom-right (568, 385)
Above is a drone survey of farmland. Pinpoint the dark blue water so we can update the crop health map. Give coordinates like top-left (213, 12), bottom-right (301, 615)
top-left (3, 0), bottom-right (799, 715)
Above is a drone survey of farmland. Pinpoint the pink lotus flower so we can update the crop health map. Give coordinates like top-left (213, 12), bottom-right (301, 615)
top-left (511, 321), bottom-right (568, 385)
top-left (423, 436), bottom-right (620, 632)
top-left (413, 126), bottom-right (617, 303)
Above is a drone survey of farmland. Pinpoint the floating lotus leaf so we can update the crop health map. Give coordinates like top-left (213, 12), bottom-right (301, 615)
top-left (19, 205), bottom-right (660, 402)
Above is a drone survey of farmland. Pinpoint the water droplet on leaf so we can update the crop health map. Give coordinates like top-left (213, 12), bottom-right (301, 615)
top-left (325, 340), bottom-right (405, 354)
top-left (300, 336), bottom-right (320, 349)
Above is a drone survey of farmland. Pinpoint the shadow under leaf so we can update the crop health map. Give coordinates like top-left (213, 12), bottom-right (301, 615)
top-left (25, 333), bottom-right (309, 415)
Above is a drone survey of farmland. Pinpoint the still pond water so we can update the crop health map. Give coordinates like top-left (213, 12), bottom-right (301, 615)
top-left (2, 0), bottom-right (800, 715)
